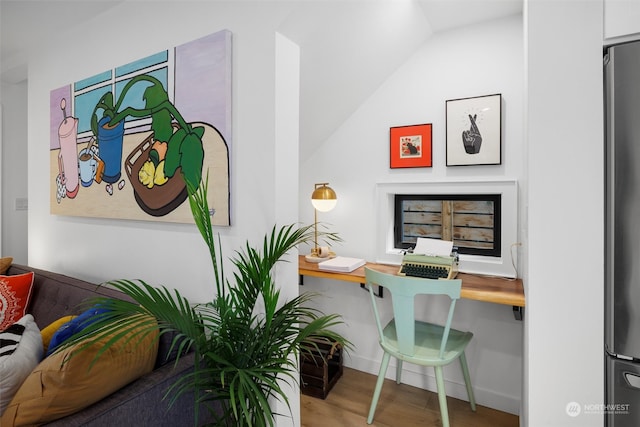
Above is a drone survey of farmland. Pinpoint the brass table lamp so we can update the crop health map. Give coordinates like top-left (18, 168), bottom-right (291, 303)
top-left (305, 183), bottom-right (337, 263)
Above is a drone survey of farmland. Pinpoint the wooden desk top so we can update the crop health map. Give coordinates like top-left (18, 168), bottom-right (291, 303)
top-left (298, 255), bottom-right (525, 307)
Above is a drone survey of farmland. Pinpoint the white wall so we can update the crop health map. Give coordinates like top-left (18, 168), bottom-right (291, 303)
top-left (27, 0), bottom-right (290, 298)
top-left (274, 32), bottom-right (301, 427)
top-left (299, 15), bottom-right (524, 415)
top-left (12, 1), bottom-right (613, 425)
top-left (0, 102), bottom-right (2, 255)
top-left (26, 1), bottom-right (302, 424)
top-left (524, 1), bottom-right (604, 426)
top-left (0, 80), bottom-right (28, 263)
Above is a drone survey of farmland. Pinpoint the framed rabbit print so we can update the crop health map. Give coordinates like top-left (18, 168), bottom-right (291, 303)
top-left (389, 123), bottom-right (433, 169)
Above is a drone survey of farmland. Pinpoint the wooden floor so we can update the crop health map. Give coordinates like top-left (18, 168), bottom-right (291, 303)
top-left (301, 367), bottom-right (518, 427)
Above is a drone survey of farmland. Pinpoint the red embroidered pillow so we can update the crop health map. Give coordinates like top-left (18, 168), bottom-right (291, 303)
top-left (0, 273), bottom-right (35, 331)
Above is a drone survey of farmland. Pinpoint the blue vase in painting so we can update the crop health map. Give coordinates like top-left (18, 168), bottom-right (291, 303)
top-left (97, 116), bottom-right (125, 184)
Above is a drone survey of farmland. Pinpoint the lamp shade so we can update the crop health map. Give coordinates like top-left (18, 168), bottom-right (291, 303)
top-left (311, 184), bottom-right (337, 212)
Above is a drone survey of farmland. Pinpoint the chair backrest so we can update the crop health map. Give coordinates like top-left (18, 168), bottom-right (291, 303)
top-left (364, 267), bottom-right (462, 359)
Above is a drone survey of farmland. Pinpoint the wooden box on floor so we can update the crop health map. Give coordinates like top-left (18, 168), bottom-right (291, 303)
top-left (300, 338), bottom-right (343, 399)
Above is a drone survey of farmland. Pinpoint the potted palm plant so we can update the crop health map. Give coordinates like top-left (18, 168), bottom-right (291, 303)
top-left (57, 177), bottom-right (349, 426)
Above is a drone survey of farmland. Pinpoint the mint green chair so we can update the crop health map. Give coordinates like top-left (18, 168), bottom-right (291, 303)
top-left (364, 267), bottom-right (476, 427)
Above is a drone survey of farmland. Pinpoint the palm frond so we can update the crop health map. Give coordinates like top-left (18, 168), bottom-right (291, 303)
top-left (187, 173), bottom-right (225, 298)
top-left (54, 176), bottom-right (351, 427)
top-left (53, 279), bottom-right (204, 371)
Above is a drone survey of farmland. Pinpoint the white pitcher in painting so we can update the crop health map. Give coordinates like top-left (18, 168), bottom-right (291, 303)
top-left (57, 98), bottom-right (80, 199)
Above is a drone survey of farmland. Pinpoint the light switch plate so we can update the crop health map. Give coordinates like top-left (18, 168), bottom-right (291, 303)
top-left (15, 198), bottom-right (28, 211)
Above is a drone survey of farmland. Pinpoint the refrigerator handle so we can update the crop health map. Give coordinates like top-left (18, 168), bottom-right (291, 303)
top-left (604, 48), bottom-right (616, 348)
top-left (625, 372), bottom-right (640, 389)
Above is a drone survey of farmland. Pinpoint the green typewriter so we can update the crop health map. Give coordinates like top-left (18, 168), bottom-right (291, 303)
top-left (397, 253), bottom-right (459, 280)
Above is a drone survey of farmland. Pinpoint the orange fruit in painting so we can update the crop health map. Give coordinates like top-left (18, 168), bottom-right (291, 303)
top-left (151, 140), bottom-right (168, 161)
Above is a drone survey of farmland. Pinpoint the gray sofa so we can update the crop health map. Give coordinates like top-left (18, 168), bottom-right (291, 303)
top-left (6, 264), bottom-right (215, 426)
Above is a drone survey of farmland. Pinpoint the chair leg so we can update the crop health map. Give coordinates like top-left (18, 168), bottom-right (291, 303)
top-left (367, 352), bottom-right (391, 424)
top-left (459, 352), bottom-right (476, 411)
top-left (396, 359), bottom-right (403, 384)
top-left (434, 366), bottom-right (450, 427)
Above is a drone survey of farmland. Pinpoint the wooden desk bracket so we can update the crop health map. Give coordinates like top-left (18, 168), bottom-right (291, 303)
top-left (360, 283), bottom-right (383, 298)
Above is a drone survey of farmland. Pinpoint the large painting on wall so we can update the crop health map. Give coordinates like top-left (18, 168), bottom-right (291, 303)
top-left (50, 30), bottom-right (231, 225)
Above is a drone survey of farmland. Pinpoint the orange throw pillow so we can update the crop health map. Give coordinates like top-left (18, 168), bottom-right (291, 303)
top-left (0, 273), bottom-right (35, 331)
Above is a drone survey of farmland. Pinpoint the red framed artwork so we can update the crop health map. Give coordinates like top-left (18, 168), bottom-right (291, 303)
top-left (390, 123), bottom-right (432, 168)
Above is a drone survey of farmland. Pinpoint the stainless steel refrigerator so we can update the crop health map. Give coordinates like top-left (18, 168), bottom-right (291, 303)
top-left (605, 40), bottom-right (640, 427)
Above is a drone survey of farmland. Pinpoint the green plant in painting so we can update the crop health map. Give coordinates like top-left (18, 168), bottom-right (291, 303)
top-left (90, 74), bottom-right (205, 190)
top-left (58, 176), bottom-right (348, 426)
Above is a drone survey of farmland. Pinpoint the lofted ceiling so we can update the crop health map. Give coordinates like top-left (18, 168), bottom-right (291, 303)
top-left (0, 0), bottom-right (522, 160)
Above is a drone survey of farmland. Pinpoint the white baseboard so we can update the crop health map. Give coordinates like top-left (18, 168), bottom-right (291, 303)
top-left (344, 353), bottom-right (521, 416)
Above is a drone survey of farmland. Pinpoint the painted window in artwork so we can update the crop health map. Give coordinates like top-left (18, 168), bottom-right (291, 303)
top-left (73, 51), bottom-right (172, 136)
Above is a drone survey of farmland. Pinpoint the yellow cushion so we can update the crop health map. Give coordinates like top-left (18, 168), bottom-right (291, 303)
top-left (40, 316), bottom-right (76, 353)
top-left (0, 257), bottom-right (12, 275)
top-left (1, 315), bottom-right (159, 425)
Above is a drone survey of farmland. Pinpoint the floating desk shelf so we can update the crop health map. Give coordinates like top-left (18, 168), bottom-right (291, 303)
top-left (298, 255), bottom-right (525, 320)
